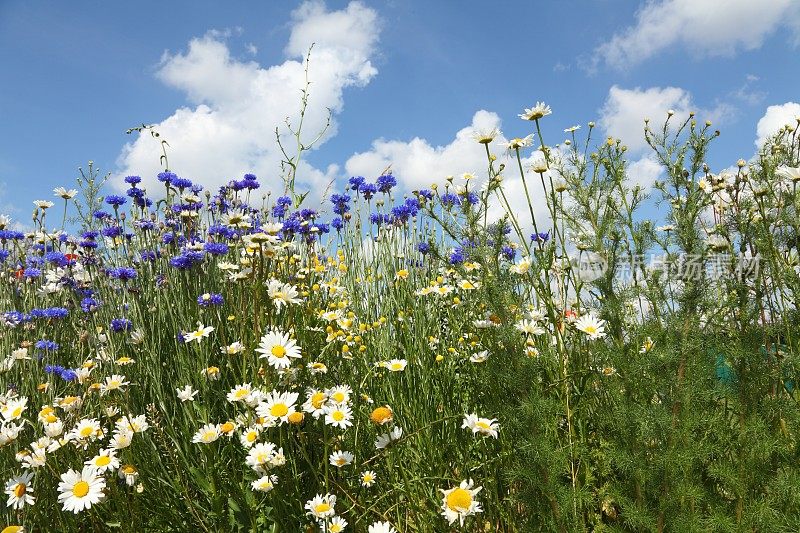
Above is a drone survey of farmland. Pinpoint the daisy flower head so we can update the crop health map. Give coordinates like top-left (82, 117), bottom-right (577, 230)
top-left (115, 414), bottom-right (149, 434)
top-left (502, 134), bottom-right (535, 151)
top-left (574, 313), bottom-right (606, 340)
top-left (201, 366), bottom-right (221, 380)
top-left (251, 474), bottom-right (277, 493)
top-left (239, 426), bottom-right (261, 448)
top-left (85, 449), bottom-right (119, 473)
top-left (101, 374), bottom-right (129, 395)
top-left (375, 426), bottom-right (403, 449)
top-left (329, 450), bottom-right (354, 468)
top-left (1, 397), bottom-right (27, 422)
top-left (246, 442), bottom-right (278, 473)
top-left (368, 522), bottom-right (398, 533)
top-left (519, 102), bottom-right (552, 121)
top-left (57, 466), bottom-right (105, 514)
top-left (118, 464), bottom-right (139, 486)
top-left (440, 479), bottom-right (483, 526)
top-left (324, 404), bottom-right (353, 430)
top-left (369, 405), bottom-right (394, 426)
top-left (110, 430), bottom-right (133, 450)
top-left (69, 418), bottom-right (103, 443)
top-left (4, 471), bottom-right (35, 509)
top-left (266, 278), bottom-right (302, 312)
top-left (226, 383), bottom-right (253, 404)
top-left (221, 341), bottom-right (245, 355)
top-left (255, 329), bottom-right (301, 370)
top-left (469, 351), bottom-right (489, 363)
top-left (462, 413), bottom-right (500, 438)
top-left (302, 389), bottom-right (328, 418)
top-left (183, 322), bottom-right (214, 343)
top-left (256, 390), bottom-right (299, 425)
top-left (305, 493), bottom-right (336, 521)
top-left (326, 385), bottom-right (352, 405)
top-left (380, 358), bottom-right (407, 372)
top-left (360, 470), bottom-right (377, 487)
top-left (192, 423), bottom-right (221, 444)
top-left (327, 516), bottom-right (348, 533)
top-left (472, 127), bottom-right (501, 145)
top-left (176, 385), bottom-right (198, 402)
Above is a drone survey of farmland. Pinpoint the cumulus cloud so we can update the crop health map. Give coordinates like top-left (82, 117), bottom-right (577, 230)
top-left (114, 1), bottom-right (379, 197)
top-left (755, 102), bottom-right (800, 147)
top-left (599, 85), bottom-right (731, 154)
top-left (591, 0), bottom-right (800, 70)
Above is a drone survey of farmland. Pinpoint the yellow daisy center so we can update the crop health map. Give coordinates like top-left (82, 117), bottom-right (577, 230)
top-left (79, 426), bottom-right (94, 438)
top-left (235, 389), bottom-right (249, 399)
top-left (221, 422), bottom-right (235, 433)
top-left (446, 488), bottom-right (472, 511)
top-left (332, 411), bottom-right (345, 422)
top-left (390, 363), bottom-right (403, 370)
top-left (271, 345), bottom-right (286, 358)
top-left (270, 404), bottom-right (289, 418)
top-left (96, 455), bottom-right (111, 467)
top-left (311, 392), bottom-right (326, 409)
top-left (584, 325), bottom-right (597, 334)
top-left (331, 392), bottom-right (345, 403)
top-left (122, 465), bottom-right (136, 475)
top-left (13, 483), bottom-right (26, 498)
top-left (314, 503), bottom-right (331, 514)
top-left (2, 526), bottom-right (23, 533)
top-left (476, 421), bottom-right (491, 430)
top-left (202, 430), bottom-right (217, 441)
top-left (288, 412), bottom-right (304, 424)
top-left (370, 407), bottom-right (392, 425)
top-left (246, 432), bottom-right (257, 442)
top-left (73, 480), bottom-right (90, 498)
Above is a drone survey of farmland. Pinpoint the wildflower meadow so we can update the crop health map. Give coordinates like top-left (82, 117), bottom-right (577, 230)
top-left (2, 77), bottom-right (800, 532)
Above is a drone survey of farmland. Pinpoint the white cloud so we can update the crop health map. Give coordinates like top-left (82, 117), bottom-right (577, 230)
top-left (627, 154), bottom-right (663, 190)
top-left (599, 85), bottom-right (731, 154)
top-left (755, 102), bottom-right (800, 147)
top-left (114, 1), bottom-right (379, 198)
top-left (592, 0), bottom-right (800, 70)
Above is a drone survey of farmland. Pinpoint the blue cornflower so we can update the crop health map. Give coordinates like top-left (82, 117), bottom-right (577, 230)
top-left (35, 340), bottom-right (59, 352)
top-left (23, 268), bottom-right (41, 278)
top-left (204, 242), bottom-right (229, 255)
top-left (331, 217), bottom-right (343, 230)
top-left (81, 297), bottom-right (100, 313)
top-left (198, 293), bottom-right (224, 307)
top-left (531, 231), bottom-right (550, 243)
top-left (417, 242), bottom-right (431, 254)
top-left (44, 251), bottom-right (68, 267)
top-left (111, 318), bottom-right (133, 332)
top-left (359, 183), bottom-right (377, 200)
top-left (348, 176), bottom-right (365, 191)
top-left (158, 171), bottom-right (177, 183)
top-left (108, 267), bottom-right (137, 281)
top-left (124, 175), bottom-right (142, 185)
top-left (418, 189), bottom-right (434, 200)
top-left (105, 195), bottom-right (127, 207)
top-left (331, 193), bottom-right (352, 215)
top-left (102, 226), bottom-right (123, 238)
top-left (441, 193), bottom-right (461, 207)
top-left (376, 174), bottom-right (397, 193)
top-left (501, 245), bottom-right (516, 261)
top-left (171, 177), bottom-right (193, 190)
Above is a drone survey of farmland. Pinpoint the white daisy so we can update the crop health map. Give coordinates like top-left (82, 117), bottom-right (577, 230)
top-left (176, 385), bottom-right (198, 402)
top-left (256, 390), bottom-right (299, 425)
top-left (329, 450), bottom-right (354, 468)
top-left (57, 466), bottom-right (105, 514)
top-left (305, 493), bottom-right (336, 521)
top-left (192, 423), bottom-right (221, 444)
top-left (574, 313), bottom-right (606, 340)
top-left (84, 449), bottom-right (119, 473)
top-left (462, 413), bottom-right (500, 438)
top-left (4, 471), bottom-right (35, 509)
top-left (255, 329), bottom-right (302, 370)
top-left (324, 404), bottom-right (353, 430)
top-left (440, 479), bottom-right (483, 526)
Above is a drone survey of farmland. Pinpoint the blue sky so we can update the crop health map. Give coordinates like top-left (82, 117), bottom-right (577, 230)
top-left (1, 0), bottom-right (799, 227)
